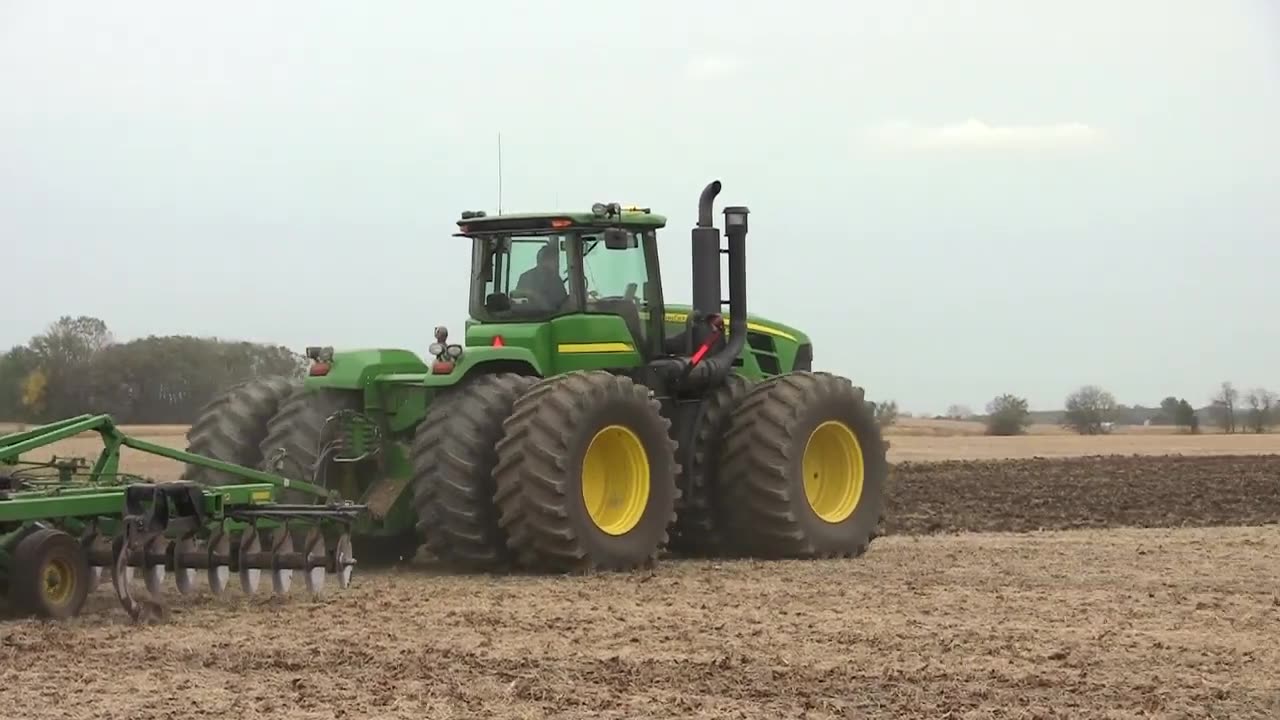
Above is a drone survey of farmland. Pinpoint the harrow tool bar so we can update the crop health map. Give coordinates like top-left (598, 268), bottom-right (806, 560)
top-left (1, 413), bottom-right (367, 622)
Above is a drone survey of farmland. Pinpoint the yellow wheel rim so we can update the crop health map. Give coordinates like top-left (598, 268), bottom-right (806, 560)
top-left (581, 424), bottom-right (651, 535)
top-left (802, 420), bottom-right (865, 523)
top-left (43, 557), bottom-right (75, 606)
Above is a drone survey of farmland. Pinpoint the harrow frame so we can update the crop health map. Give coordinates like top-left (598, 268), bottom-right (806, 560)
top-left (1, 414), bottom-right (365, 622)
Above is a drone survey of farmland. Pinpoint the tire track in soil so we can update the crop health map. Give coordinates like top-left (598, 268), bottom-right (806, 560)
top-left (884, 453), bottom-right (1280, 535)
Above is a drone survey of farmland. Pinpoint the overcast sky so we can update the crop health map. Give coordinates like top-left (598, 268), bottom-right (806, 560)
top-left (2, 1), bottom-right (1277, 414)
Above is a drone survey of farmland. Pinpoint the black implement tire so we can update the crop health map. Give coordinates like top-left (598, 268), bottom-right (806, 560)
top-left (258, 387), bottom-right (360, 504)
top-left (667, 373), bottom-right (753, 557)
top-left (182, 376), bottom-right (297, 486)
top-left (718, 371), bottom-right (887, 559)
top-left (7, 528), bottom-right (91, 620)
top-left (492, 371), bottom-right (679, 573)
top-left (410, 372), bottom-right (539, 571)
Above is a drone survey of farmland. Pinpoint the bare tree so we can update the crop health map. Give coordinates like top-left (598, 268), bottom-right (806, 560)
top-left (1210, 381), bottom-right (1239, 433)
top-left (871, 399), bottom-right (900, 427)
top-left (1245, 388), bottom-right (1276, 434)
top-left (945, 404), bottom-right (973, 420)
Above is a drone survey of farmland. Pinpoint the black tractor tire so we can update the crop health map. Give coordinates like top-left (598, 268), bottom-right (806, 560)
top-left (182, 376), bottom-right (297, 486)
top-left (492, 371), bottom-right (680, 573)
top-left (257, 386), bottom-right (361, 504)
top-left (717, 371), bottom-right (887, 559)
top-left (409, 372), bottom-right (539, 571)
top-left (258, 386), bottom-right (419, 567)
top-left (667, 373), bottom-right (753, 557)
top-left (7, 528), bottom-right (91, 620)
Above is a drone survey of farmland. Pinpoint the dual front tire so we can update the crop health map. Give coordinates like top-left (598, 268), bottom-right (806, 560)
top-left (411, 370), bottom-right (679, 573)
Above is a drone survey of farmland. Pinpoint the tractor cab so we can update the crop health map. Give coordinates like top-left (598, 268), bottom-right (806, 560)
top-left (454, 183), bottom-right (750, 397)
top-left (456, 204), bottom-right (671, 360)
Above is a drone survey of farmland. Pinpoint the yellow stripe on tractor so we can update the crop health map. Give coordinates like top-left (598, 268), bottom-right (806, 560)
top-left (557, 342), bottom-right (635, 354)
top-left (657, 312), bottom-right (797, 342)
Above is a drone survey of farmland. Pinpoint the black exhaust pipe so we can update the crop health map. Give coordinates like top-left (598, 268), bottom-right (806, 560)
top-left (690, 181), bottom-right (723, 347)
top-left (681, 183), bottom-right (749, 391)
top-left (697, 180), bottom-right (721, 227)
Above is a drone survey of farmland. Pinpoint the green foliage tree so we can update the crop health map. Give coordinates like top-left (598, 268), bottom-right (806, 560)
top-left (1174, 398), bottom-right (1198, 432)
top-left (1062, 385), bottom-right (1117, 435)
top-left (984, 393), bottom-right (1031, 436)
top-left (1158, 396), bottom-right (1181, 425)
top-left (0, 316), bottom-right (306, 424)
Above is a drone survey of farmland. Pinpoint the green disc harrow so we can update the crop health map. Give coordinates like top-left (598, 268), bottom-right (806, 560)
top-left (1, 414), bottom-right (365, 622)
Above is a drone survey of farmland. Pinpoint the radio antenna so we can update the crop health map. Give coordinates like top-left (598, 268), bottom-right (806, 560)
top-left (497, 132), bottom-right (503, 214)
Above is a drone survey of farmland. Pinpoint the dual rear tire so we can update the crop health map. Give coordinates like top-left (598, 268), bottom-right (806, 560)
top-left (491, 371), bottom-right (680, 572)
top-left (716, 371), bottom-right (887, 558)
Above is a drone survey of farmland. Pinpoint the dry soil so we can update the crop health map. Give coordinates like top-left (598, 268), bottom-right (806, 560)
top-left (3, 426), bottom-right (1279, 718)
top-left (1, 526), bottom-right (1277, 719)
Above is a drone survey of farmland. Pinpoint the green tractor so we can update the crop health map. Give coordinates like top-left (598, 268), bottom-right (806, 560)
top-left (181, 180), bottom-right (888, 573)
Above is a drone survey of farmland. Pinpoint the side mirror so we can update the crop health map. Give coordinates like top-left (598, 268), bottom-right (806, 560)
top-left (603, 228), bottom-right (634, 250)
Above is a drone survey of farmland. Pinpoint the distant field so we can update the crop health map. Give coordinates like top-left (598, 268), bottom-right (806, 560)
top-left (5, 419), bottom-right (1279, 479)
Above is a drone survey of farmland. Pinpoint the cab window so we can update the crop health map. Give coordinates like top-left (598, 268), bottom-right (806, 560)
top-left (475, 234), bottom-right (573, 320)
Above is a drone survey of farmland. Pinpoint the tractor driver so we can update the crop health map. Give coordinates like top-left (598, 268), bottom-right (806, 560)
top-left (515, 243), bottom-right (569, 311)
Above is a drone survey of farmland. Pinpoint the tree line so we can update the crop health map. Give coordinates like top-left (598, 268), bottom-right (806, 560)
top-left (4, 315), bottom-right (1273, 437)
top-left (943, 381), bottom-right (1276, 437)
top-left (0, 316), bottom-right (306, 425)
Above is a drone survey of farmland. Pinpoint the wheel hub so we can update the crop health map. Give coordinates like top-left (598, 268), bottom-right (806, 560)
top-left (802, 420), bottom-right (865, 523)
top-left (43, 558), bottom-right (75, 605)
top-left (581, 424), bottom-right (650, 535)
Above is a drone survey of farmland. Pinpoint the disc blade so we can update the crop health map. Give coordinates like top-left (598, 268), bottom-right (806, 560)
top-left (174, 537), bottom-right (197, 595)
top-left (82, 531), bottom-right (107, 590)
top-left (208, 532), bottom-right (230, 596)
top-left (110, 535), bottom-right (141, 622)
top-left (304, 566), bottom-right (325, 594)
top-left (143, 538), bottom-right (167, 596)
top-left (271, 531), bottom-right (294, 595)
top-left (335, 533), bottom-right (354, 589)
top-left (238, 531), bottom-right (261, 594)
top-left (302, 527), bottom-right (326, 595)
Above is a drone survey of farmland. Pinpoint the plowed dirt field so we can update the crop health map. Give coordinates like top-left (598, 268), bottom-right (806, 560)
top-left (885, 454), bottom-right (1280, 535)
top-left (3, 453), bottom-right (1278, 718)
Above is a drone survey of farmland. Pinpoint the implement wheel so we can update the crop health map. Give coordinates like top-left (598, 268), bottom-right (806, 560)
top-left (410, 372), bottom-right (539, 571)
top-left (718, 371), bottom-right (887, 559)
top-left (492, 371), bottom-right (679, 572)
top-left (182, 376), bottom-right (297, 487)
top-left (8, 528), bottom-right (91, 619)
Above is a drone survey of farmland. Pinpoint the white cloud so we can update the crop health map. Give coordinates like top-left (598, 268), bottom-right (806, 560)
top-left (684, 53), bottom-right (743, 80)
top-left (865, 119), bottom-right (1103, 152)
